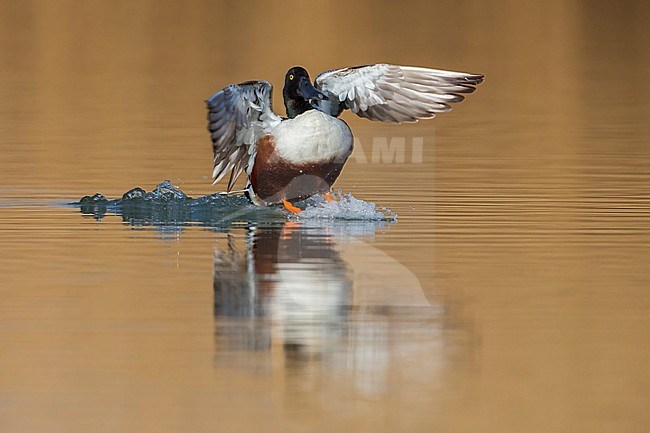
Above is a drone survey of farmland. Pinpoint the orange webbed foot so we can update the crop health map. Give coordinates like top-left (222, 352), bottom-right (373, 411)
top-left (324, 192), bottom-right (335, 202)
top-left (282, 199), bottom-right (302, 214)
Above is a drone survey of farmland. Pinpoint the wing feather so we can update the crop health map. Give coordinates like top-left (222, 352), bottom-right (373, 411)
top-left (205, 80), bottom-right (281, 191)
top-left (314, 64), bottom-right (483, 123)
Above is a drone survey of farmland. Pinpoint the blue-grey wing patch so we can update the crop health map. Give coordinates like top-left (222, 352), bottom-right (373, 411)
top-left (314, 64), bottom-right (484, 123)
top-left (206, 80), bottom-right (281, 191)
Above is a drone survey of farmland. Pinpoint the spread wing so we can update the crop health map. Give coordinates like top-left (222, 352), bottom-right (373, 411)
top-left (206, 80), bottom-right (281, 191)
top-left (314, 64), bottom-right (484, 123)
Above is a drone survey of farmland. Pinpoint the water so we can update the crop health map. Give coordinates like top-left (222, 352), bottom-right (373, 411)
top-left (1, 1), bottom-right (649, 432)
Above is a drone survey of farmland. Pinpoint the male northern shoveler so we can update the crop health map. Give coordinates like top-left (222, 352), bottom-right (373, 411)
top-left (206, 64), bottom-right (483, 213)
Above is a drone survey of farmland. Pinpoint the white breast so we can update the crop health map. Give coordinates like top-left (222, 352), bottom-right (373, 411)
top-left (271, 110), bottom-right (353, 164)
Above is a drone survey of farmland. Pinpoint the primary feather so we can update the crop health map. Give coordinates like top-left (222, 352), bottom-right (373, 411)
top-left (206, 80), bottom-right (281, 191)
top-left (314, 64), bottom-right (484, 123)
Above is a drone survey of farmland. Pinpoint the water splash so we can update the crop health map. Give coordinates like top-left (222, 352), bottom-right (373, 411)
top-left (73, 180), bottom-right (396, 225)
top-left (298, 190), bottom-right (397, 221)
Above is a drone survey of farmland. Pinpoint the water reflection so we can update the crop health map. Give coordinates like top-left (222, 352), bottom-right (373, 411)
top-left (214, 223), bottom-right (350, 355)
top-left (70, 186), bottom-right (445, 397)
top-left (213, 221), bottom-right (444, 396)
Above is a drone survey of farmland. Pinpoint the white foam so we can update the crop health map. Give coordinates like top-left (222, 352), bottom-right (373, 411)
top-left (297, 191), bottom-right (396, 221)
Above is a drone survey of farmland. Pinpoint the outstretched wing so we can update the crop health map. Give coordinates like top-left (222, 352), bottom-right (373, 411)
top-left (206, 80), bottom-right (281, 191)
top-left (314, 64), bottom-right (484, 123)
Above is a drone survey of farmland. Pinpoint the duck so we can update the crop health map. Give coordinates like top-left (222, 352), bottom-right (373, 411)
top-left (206, 64), bottom-right (484, 213)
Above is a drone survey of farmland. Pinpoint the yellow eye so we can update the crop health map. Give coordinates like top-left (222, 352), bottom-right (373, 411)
top-left (289, 74), bottom-right (294, 81)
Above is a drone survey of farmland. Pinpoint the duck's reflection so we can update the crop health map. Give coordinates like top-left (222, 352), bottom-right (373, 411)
top-left (74, 189), bottom-right (448, 394)
top-left (213, 221), bottom-right (444, 395)
top-left (214, 222), bottom-right (351, 358)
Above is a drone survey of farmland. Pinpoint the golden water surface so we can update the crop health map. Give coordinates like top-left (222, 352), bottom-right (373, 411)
top-left (0, 1), bottom-right (648, 432)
